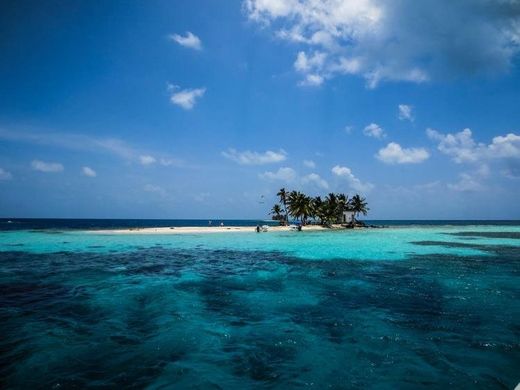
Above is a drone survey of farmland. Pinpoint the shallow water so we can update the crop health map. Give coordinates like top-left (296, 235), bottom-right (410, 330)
top-left (1, 223), bottom-right (519, 388)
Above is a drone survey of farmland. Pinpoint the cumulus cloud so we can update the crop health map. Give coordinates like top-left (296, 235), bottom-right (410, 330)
top-left (331, 165), bottom-right (374, 193)
top-left (244, 0), bottom-right (520, 87)
top-left (294, 51), bottom-right (326, 72)
top-left (303, 159), bottom-right (316, 168)
top-left (427, 127), bottom-right (520, 189)
top-left (168, 85), bottom-right (206, 110)
top-left (427, 128), bottom-right (520, 163)
top-left (363, 123), bottom-right (385, 139)
top-left (487, 133), bottom-right (520, 159)
top-left (31, 160), bottom-right (64, 173)
top-left (376, 143), bottom-right (430, 164)
top-left (294, 51), bottom-right (327, 86)
top-left (299, 74), bottom-right (324, 86)
top-left (139, 155), bottom-right (156, 165)
top-left (427, 128), bottom-right (480, 163)
top-left (0, 167), bottom-right (12, 180)
top-left (259, 167), bottom-right (297, 182)
top-left (169, 31), bottom-right (202, 50)
top-left (398, 104), bottom-right (414, 121)
top-left (222, 148), bottom-right (287, 165)
top-left (82, 166), bottom-right (96, 177)
top-left (302, 173), bottom-right (329, 189)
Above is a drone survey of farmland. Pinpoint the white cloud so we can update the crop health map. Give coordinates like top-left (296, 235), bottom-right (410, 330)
top-left (331, 165), bottom-right (374, 193)
top-left (426, 128), bottom-right (480, 163)
top-left (31, 160), bottom-right (64, 173)
top-left (303, 159), bottom-right (316, 168)
top-left (169, 85), bottom-right (206, 110)
top-left (159, 157), bottom-right (183, 167)
top-left (294, 51), bottom-right (327, 86)
top-left (398, 104), bottom-right (414, 121)
top-left (169, 31), bottom-right (202, 50)
top-left (259, 167), bottom-right (297, 182)
top-left (244, 0), bottom-right (520, 87)
top-left (363, 123), bottom-right (385, 139)
top-left (427, 128), bottom-right (520, 163)
top-left (222, 148), bottom-right (287, 165)
top-left (0, 167), bottom-right (12, 180)
top-left (302, 173), bottom-right (329, 189)
top-left (299, 74), bottom-right (324, 87)
top-left (376, 143), bottom-right (430, 164)
top-left (294, 51), bottom-right (327, 73)
top-left (344, 125), bottom-right (354, 134)
top-left (139, 155), bottom-right (156, 165)
top-left (82, 166), bottom-right (96, 177)
top-left (488, 133), bottom-right (520, 159)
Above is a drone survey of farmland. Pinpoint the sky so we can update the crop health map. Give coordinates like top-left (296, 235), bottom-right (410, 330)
top-left (0, 0), bottom-right (519, 219)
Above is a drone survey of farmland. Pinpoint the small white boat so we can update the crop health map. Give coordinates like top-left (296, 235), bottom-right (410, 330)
top-left (261, 225), bottom-right (269, 232)
top-left (288, 224), bottom-right (299, 231)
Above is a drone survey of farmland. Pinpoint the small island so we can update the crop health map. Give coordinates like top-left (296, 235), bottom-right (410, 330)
top-left (269, 188), bottom-right (369, 229)
top-left (90, 188), bottom-right (370, 234)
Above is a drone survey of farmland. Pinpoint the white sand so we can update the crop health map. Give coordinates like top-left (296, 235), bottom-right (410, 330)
top-left (87, 225), bottom-right (344, 235)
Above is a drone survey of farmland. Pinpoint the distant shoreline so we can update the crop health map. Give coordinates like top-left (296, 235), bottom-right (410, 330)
top-left (87, 225), bottom-right (355, 235)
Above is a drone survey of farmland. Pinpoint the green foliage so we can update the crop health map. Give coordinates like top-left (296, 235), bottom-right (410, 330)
top-left (271, 189), bottom-right (368, 225)
top-left (351, 194), bottom-right (369, 219)
top-left (276, 188), bottom-right (288, 225)
top-left (270, 204), bottom-right (284, 221)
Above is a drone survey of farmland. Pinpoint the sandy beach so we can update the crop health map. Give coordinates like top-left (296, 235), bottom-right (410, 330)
top-left (88, 225), bottom-right (343, 234)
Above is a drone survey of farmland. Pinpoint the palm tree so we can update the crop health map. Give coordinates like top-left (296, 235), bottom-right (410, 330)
top-left (351, 194), bottom-right (369, 222)
top-left (336, 193), bottom-right (349, 223)
top-left (322, 193), bottom-right (338, 225)
top-left (287, 190), bottom-right (299, 222)
top-left (300, 194), bottom-right (313, 225)
top-left (274, 189), bottom-right (368, 227)
top-left (276, 188), bottom-right (288, 225)
top-left (311, 196), bottom-right (325, 225)
top-left (287, 191), bottom-right (312, 224)
top-left (270, 204), bottom-right (284, 222)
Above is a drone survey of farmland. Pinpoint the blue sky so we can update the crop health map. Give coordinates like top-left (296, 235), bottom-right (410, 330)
top-left (1, 0), bottom-right (519, 219)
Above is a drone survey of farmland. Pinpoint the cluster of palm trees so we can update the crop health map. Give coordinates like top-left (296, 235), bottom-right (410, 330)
top-left (270, 188), bottom-right (369, 226)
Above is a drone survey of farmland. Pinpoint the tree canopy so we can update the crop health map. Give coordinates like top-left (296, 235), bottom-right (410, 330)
top-left (271, 188), bottom-right (369, 226)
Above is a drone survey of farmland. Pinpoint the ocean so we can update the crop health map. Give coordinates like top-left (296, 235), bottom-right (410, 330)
top-left (0, 219), bottom-right (519, 388)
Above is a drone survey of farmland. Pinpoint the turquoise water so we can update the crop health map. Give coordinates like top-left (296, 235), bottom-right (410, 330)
top-left (1, 223), bottom-right (519, 388)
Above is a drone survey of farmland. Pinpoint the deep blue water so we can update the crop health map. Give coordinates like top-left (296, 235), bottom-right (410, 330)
top-left (2, 218), bottom-right (520, 231)
top-left (0, 221), bottom-right (519, 388)
top-left (0, 218), bottom-right (279, 231)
